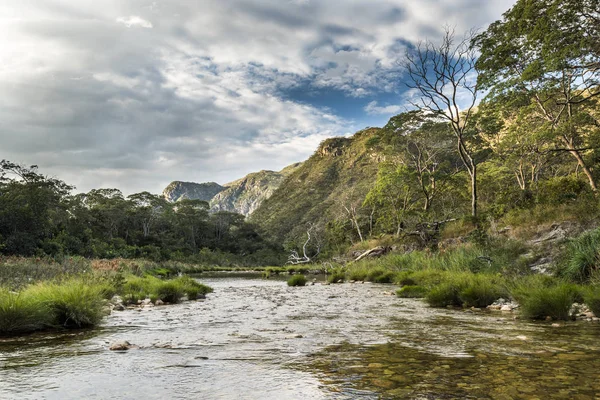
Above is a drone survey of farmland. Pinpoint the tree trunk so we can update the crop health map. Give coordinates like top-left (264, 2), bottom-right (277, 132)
top-left (470, 165), bottom-right (477, 218)
top-left (567, 147), bottom-right (597, 192)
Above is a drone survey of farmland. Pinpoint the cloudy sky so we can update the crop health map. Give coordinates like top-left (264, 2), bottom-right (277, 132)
top-left (0, 0), bottom-right (515, 195)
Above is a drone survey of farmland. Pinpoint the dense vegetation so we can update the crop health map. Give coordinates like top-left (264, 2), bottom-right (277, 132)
top-left (0, 160), bottom-right (285, 265)
top-left (252, 0), bottom-right (600, 261)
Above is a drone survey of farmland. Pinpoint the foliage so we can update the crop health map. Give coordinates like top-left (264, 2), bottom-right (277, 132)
top-left (556, 229), bottom-right (600, 283)
top-left (396, 285), bottom-right (427, 298)
top-left (582, 286), bottom-right (600, 318)
top-left (26, 280), bottom-right (105, 328)
top-left (513, 283), bottom-right (581, 321)
top-left (0, 161), bottom-right (285, 265)
top-left (327, 269), bottom-right (346, 284)
top-left (287, 275), bottom-right (307, 287)
top-left (0, 289), bottom-right (50, 335)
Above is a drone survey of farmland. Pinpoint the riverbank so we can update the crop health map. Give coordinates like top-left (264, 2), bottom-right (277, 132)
top-left (0, 274), bottom-right (213, 336)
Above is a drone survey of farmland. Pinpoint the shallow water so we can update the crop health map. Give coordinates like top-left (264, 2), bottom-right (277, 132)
top-left (1, 274), bottom-right (599, 399)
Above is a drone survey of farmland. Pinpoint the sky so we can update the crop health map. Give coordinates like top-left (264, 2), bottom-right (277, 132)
top-left (0, 0), bottom-right (516, 195)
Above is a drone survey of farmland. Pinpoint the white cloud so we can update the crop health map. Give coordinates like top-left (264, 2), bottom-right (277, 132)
top-left (0, 0), bottom-right (516, 194)
top-left (365, 101), bottom-right (403, 115)
top-left (116, 16), bottom-right (153, 28)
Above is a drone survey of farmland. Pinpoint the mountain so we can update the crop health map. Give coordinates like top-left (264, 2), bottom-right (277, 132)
top-left (249, 128), bottom-right (383, 244)
top-left (162, 181), bottom-right (226, 203)
top-left (210, 163), bottom-right (302, 215)
top-left (162, 163), bottom-right (302, 216)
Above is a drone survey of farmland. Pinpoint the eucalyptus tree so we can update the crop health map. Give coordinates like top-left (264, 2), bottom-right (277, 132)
top-left (475, 0), bottom-right (600, 191)
top-left (403, 28), bottom-right (482, 218)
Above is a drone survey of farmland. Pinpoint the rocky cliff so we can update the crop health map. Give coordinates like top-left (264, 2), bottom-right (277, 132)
top-left (162, 163), bottom-right (302, 216)
top-left (162, 181), bottom-right (225, 203)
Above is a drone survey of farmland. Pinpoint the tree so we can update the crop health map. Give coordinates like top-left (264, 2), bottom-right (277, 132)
top-left (475, 0), bottom-right (600, 191)
top-left (403, 27), bottom-right (482, 217)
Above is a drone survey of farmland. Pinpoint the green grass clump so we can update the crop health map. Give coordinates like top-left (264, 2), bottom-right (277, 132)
top-left (556, 229), bottom-right (600, 283)
top-left (347, 268), bottom-right (368, 281)
top-left (27, 280), bottom-right (105, 328)
top-left (582, 286), bottom-right (600, 317)
top-left (173, 276), bottom-right (213, 300)
top-left (151, 280), bottom-right (184, 304)
top-left (396, 285), bottom-right (427, 298)
top-left (287, 275), bottom-right (307, 287)
top-left (458, 275), bottom-right (508, 308)
top-left (426, 280), bottom-right (466, 307)
top-left (327, 269), bottom-right (346, 284)
top-left (0, 289), bottom-right (50, 335)
top-left (365, 268), bottom-right (395, 283)
top-left (513, 282), bottom-right (581, 321)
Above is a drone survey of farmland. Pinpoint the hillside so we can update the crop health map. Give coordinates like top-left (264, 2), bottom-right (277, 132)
top-left (249, 128), bottom-right (383, 245)
top-left (210, 163), bottom-right (302, 215)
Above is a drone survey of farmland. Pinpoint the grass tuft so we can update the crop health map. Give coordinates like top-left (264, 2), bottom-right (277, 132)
top-left (287, 275), bottom-right (307, 287)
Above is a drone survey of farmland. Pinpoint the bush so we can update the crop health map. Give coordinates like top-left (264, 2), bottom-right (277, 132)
top-left (0, 289), bottom-right (50, 335)
top-left (287, 275), bottom-right (307, 287)
top-left (514, 283), bottom-right (581, 321)
top-left (27, 280), bottom-right (105, 328)
top-left (396, 285), bottom-right (427, 298)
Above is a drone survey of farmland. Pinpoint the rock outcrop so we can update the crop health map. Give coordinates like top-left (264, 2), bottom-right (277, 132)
top-left (162, 181), bottom-right (225, 203)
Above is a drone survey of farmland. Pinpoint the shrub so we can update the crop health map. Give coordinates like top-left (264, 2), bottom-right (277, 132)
top-left (396, 285), bottom-right (427, 298)
top-left (27, 280), bottom-right (105, 328)
top-left (0, 289), bottom-right (50, 335)
top-left (514, 283), bottom-right (581, 321)
top-left (287, 275), bottom-right (307, 287)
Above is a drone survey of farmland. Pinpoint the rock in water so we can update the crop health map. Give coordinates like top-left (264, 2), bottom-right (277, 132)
top-left (109, 341), bottom-right (135, 351)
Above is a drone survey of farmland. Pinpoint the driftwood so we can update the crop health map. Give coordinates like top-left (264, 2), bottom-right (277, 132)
top-left (354, 246), bottom-right (391, 262)
top-left (287, 225), bottom-right (321, 265)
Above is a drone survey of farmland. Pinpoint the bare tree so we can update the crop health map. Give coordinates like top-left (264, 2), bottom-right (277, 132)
top-left (287, 224), bottom-right (323, 264)
top-left (403, 27), bottom-right (481, 218)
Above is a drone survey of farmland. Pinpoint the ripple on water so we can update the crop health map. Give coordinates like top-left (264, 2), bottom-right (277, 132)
top-left (1, 275), bottom-right (600, 399)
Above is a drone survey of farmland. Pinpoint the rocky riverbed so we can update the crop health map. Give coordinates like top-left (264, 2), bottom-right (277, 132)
top-left (1, 273), bottom-right (600, 399)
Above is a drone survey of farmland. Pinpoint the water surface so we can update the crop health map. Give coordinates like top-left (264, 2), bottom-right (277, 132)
top-left (1, 274), bottom-right (599, 399)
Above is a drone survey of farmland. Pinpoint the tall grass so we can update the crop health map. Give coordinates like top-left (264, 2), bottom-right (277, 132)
top-left (287, 275), bottom-right (307, 287)
top-left (556, 228), bottom-right (600, 283)
top-left (510, 276), bottom-right (581, 320)
top-left (0, 289), bottom-right (50, 335)
top-left (27, 280), bottom-right (106, 328)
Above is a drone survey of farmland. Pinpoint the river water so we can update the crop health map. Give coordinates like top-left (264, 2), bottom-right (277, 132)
top-left (1, 274), bottom-right (600, 399)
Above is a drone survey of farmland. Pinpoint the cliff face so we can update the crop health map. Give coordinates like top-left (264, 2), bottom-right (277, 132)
top-left (162, 163), bottom-right (302, 216)
top-left (210, 164), bottom-right (302, 215)
top-left (162, 181), bottom-right (225, 203)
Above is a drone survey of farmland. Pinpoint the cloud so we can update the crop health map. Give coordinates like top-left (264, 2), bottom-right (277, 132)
top-left (0, 0), bottom-right (516, 194)
top-left (116, 16), bottom-right (153, 28)
top-left (365, 101), bottom-right (403, 115)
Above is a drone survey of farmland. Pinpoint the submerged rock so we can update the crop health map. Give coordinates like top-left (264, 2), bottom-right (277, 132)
top-left (109, 341), bottom-right (138, 351)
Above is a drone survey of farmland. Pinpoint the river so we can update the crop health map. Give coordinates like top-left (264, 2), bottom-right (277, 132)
top-left (1, 273), bottom-right (600, 399)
